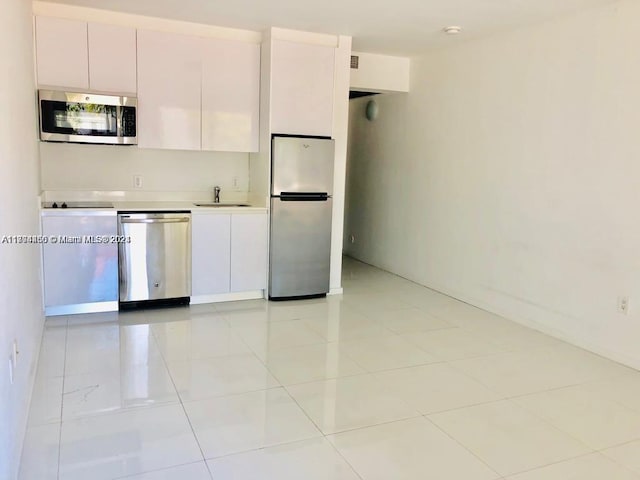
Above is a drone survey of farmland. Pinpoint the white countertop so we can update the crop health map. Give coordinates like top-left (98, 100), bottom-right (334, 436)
top-left (114, 201), bottom-right (267, 213)
top-left (41, 201), bottom-right (268, 214)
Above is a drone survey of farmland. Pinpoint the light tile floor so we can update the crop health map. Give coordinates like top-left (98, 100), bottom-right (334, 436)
top-left (19, 257), bottom-right (640, 479)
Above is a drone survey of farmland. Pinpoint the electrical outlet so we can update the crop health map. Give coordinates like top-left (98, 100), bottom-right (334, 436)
top-left (11, 340), bottom-right (18, 368)
top-left (350, 234), bottom-right (356, 244)
top-left (232, 176), bottom-right (239, 191)
top-left (8, 358), bottom-right (13, 385)
top-left (133, 175), bottom-right (143, 189)
top-left (618, 296), bottom-right (630, 315)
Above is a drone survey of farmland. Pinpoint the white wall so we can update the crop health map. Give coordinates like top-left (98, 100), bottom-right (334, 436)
top-left (345, 0), bottom-right (640, 369)
top-left (40, 143), bottom-right (250, 201)
top-left (0, 0), bottom-right (45, 477)
top-left (248, 29), bottom-right (272, 208)
top-left (329, 35), bottom-right (353, 293)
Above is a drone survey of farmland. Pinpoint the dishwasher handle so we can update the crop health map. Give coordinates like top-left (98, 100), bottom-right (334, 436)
top-left (120, 217), bottom-right (190, 224)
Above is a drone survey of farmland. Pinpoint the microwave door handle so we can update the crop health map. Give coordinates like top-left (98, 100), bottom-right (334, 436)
top-left (106, 109), bottom-right (113, 134)
top-left (116, 105), bottom-right (123, 137)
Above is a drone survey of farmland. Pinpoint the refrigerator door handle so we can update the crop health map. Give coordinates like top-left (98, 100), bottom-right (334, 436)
top-left (280, 196), bottom-right (329, 202)
top-left (279, 192), bottom-right (330, 201)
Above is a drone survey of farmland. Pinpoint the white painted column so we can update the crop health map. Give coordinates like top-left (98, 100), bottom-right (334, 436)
top-left (329, 35), bottom-right (352, 294)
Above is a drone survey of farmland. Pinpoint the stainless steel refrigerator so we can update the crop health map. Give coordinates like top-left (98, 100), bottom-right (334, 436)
top-left (269, 135), bottom-right (335, 299)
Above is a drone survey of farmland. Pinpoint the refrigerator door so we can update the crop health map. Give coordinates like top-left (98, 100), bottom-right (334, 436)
top-left (269, 196), bottom-right (333, 298)
top-left (272, 136), bottom-right (335, 196)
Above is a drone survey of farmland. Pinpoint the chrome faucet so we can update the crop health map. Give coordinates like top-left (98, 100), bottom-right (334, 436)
top-left (213, 185), bottom-right (221, 203)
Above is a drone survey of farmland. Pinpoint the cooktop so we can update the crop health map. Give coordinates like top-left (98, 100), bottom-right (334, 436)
top-left (42, 201), bottom-right (114, 209)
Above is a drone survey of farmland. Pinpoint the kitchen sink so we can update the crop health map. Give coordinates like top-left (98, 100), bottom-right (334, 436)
top-left (194, 203), bottom-right (251, 207)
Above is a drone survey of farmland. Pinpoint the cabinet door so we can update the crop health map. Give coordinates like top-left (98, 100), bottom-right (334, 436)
top-left (88, 22), bottom-right (137, 94)
top-left (137, 30), bottom-right (201, 150)
top-left (191, 213), bottom-right (231, 296)
top-left (201, 38), bottom-right (260, 152)
top-left (230, 213), bottom-right (267, 292)
top-left (42, 214), bottom-right (118, 307)
top-left (35, 16), bottom-right (89, 89)
top-left (271, 40), bottom-right (335, 137)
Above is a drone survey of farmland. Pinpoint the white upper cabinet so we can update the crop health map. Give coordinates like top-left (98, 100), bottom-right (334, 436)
top-left (35, 16), bottom-right (261, 152)
top-left (35, 16), bottom-right (89, 90)
top-left (137, 29), bottom-right (202, 150)
top-left (88, 22), bottom-right (137, 94)
top-left (138, 30), bottom-right (260, 152)
top-left (270, 40), bottom-right (335, 137)
top-left (35, 16), bottom-right (137, 93)
top-left (202, 38), bottom-right (260, 152)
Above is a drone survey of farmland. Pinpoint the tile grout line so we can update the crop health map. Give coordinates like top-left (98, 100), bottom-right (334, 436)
top-left (111, 460), bottom-right (211, 480)
top-left (323, 436), bottom-right (366, 480)
top-left (56, 317), bottom-right (69, 480)
top-left (225, 299), bottom-right (431, 468)
top-left (496, 451), bottom-right (607, 478)
top-left (229, 312), bottom-right (334, 463)
top-left (443, 352), bottom-right (607, 401)
top-left (221, 308), bottom-right (285, 384)
top-left (31, 266), bottom-right (640, 479)
top-left (231, 304), bottom-right (372, 479)
top-left (507, 394), bottom-right (640, 455)
top-left (420, 414), bottom-right (505, 479)
top-left (597, 443), bottom-right (640, 478)
top-left (598, 438), bottom-right (640, 453)
top-left (425, 397), bottom-right (599, 477)
top-left (149, 320), bottom-right (215, 480)
top-left (218, 293), bottom-right (512, 478)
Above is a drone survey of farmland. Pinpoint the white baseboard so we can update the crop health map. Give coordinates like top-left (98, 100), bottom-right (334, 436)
top-left (44, 291), bottom-right (267, 316)
top-left (45, 301), bottom-right (118, 316)
top-left (191, 290), bottom-right (265, 305)
top-left (409, 279), bottom-right (640, 372)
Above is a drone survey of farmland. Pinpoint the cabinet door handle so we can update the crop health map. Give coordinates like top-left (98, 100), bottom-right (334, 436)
top-left (120, 218), bottom-right (190, 224)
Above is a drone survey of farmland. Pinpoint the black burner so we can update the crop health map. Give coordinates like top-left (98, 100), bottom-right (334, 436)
top-left (43, 201), bottom-right (114, 209)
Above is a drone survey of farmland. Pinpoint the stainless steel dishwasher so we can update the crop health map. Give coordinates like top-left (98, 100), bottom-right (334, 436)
top-left (118, 212), bottom-right (191, 308)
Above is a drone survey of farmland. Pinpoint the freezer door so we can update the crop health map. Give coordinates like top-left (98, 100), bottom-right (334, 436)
top-left (269, 197), bottom-right (332, 298)
top-left (272, 136), bottom-right (335, 195)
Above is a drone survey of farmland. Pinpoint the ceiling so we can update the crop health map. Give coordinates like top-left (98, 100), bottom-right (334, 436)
top-left (46, 0), bottom-right (616, 55)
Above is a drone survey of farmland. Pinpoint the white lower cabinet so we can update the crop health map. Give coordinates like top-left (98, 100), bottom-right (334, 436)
top-left (230, 213), bottom-right (268, 292)
top-left (191, 211), bottom-right (267, 298)
top-left (191, 212), bottom-right (231, 296)
top-left (42, 210), bottom-right (267, 313)
top-left (42, 213), bottom-right (118, 313)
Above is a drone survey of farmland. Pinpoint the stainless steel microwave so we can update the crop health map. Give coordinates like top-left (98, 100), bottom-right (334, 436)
top-left (38, 90), bottom-right (137, 145)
